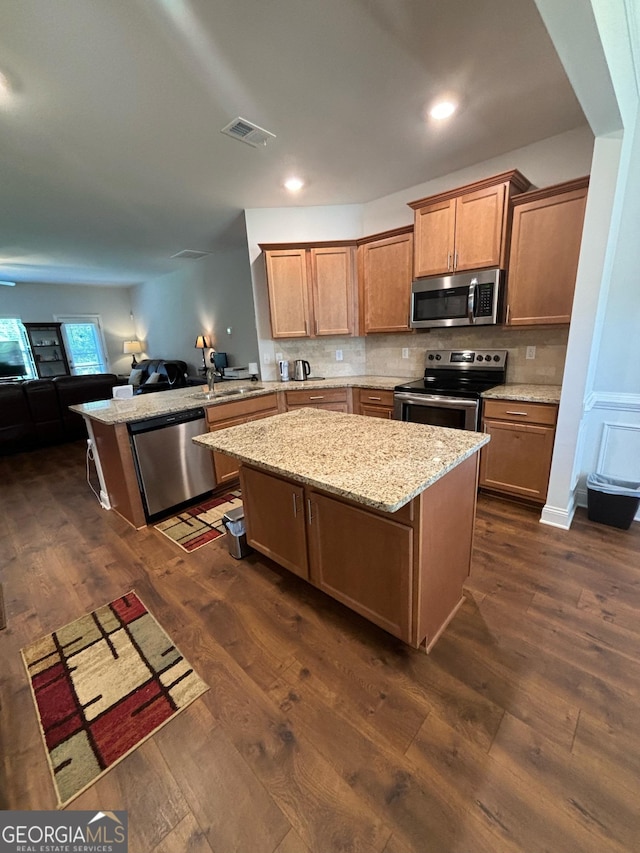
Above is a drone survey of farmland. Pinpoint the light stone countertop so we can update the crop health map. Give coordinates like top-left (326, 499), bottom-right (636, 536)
top-left (482, 384), bottom-right (562, 404)
top-left (69, 375), bottom-right (412, 425)
top-left (192, 407), bottom-right (489, 513)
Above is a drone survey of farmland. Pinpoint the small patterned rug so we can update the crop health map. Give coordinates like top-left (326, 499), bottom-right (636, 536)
top-left (154, 490), bottom-right (242, 553)
top-left (21, 591), bottom-right (208, 808)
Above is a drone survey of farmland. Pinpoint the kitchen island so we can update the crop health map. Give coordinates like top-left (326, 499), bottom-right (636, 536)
top-left (193, 408), bottom-right (489, 651)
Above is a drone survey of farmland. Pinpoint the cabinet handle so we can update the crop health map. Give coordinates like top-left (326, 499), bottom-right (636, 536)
top-left (315, 320), bottom-right (318, 335)
top-left (454, 250), bottom-right (458, 270)
top-left (506, 410), bottom-right (529, 416)
top-left (292, 492), bottom-right (298, 518)
top-left (506, 304), bottom-right (511, 323)
top-left (304, 320), bottom-right (309, 335)
top-left (309, 395), bottom-right (324, 400)
top-left (368, 395), bottom-right (381, 401)
top-left (447, 252), bottom-right (451, 271)
top-left (307, 498), bottom-right (313, 524)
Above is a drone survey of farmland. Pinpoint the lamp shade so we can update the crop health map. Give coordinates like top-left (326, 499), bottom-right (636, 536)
top-left (194, 335), bottom-right (211, 349)
top-left (123, 340), bottom-right (142, 355)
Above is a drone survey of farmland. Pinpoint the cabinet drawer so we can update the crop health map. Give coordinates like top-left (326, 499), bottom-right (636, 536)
top-left (205, 392), bottom-right (279, 425)
top-left (354, 388), bottom-right (395, 408)
top-left (483, 399), bottom-right (557, 426)
top-left (285, 387), bottom-right (348, 408)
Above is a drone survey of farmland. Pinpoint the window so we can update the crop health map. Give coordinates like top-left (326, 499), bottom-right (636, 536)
top-left (56, 315), bottom-right (109, 375)
top-left (0, 319), bottom-right (37, 379)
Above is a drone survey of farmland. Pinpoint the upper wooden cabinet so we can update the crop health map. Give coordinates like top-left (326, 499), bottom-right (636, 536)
top-left (408, 170), bottom-right (530, 278)
top-left (261, 242), bottom-right (356, 338)
top-left (506, 177), bottom-right (589, 326)
top-left (357, 226), bottom-right (413, 333)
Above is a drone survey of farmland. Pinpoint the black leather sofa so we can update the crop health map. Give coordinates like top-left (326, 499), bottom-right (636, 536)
top-left (0, 374), bottom-right (120, 454)
top-left (129, 359), bottom-right (196, 394)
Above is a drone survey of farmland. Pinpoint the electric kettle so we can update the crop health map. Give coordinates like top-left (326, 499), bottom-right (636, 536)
top-left (293, 359), bottom-right (311, 381)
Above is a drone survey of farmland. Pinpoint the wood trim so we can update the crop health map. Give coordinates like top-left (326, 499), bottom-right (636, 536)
top-left (407, 169), bottom-right (530, 210)
top-left (91, 420), bottom-right (146, 529)
top-left (259, 239), bottom-right (358, 251)
top-left (511, 175), bottom-right (589, 207)
top-left (355, 224), bottom-right (413, 246)
top-left (205, 393), bottom-right (279, 425)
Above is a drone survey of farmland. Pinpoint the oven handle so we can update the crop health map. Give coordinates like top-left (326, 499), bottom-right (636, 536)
top-left (467, 280), bottom-right (478, 324)
top-left (393, 392), bottom-right (479, 410)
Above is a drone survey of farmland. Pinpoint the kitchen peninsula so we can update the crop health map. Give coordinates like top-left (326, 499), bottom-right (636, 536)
top-left (193, 408), bottom-right (489, 651)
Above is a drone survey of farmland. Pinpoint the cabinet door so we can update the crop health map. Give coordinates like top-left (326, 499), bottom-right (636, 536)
top-left (355, 388), bottom-right (394, 419)
top-left (359, 231), bottom-right (413, 333)
top-left (264, 248), bottom-right (311, 338)
top-left (209, 408), bottom-right (278, 484)
top-left (479, 419), bottom-right (556, 502)
top-left (240, 466), bottom-right (309, 579)
top-left (359, 402), bottom-right (393, 419)
top-left (507, 184), bottom-right (588, 325)
top-left (306, 490), bottom-right (413, 642)
top-left (310, 246), bottom-right (354, 335)
top-left (414, 198), bottom-right (455, 277)
top-left (454, 183), bottom-right (506, 271)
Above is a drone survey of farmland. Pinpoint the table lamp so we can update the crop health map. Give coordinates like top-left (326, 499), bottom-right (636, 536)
top-left (123, 340), bottom-right (143, 369)
top-left (194, 335), bottom-right (211, 372)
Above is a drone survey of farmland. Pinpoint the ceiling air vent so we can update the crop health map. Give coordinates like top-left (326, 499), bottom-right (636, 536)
top-left (221, 117), bottom-right (276, 148)
top-left (170, 249), bottom-right (210, 260)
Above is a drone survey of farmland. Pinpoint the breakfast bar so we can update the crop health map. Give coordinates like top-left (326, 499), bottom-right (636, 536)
top-left (193, 407), bottom-right (489, 652)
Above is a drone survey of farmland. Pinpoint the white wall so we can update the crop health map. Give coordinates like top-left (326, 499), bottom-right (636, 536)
top-left (0, 282), bottom-right (135, 374)
top-left (130, 246), bottom-right (259, 376)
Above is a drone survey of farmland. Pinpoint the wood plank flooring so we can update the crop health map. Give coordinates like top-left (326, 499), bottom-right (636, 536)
top-left (1, 441), bottom-right (639, 852)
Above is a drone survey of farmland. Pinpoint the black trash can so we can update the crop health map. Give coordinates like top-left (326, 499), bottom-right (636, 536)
top-left (586, 473), bottom-right (640, 530)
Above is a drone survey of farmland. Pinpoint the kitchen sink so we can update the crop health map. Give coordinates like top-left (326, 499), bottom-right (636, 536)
top-left (191, 385), bottom-right (264, 400)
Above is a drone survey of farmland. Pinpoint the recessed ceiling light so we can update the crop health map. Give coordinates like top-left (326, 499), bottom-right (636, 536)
top-left (0, 71), bottom-right (12, 101)
top-left (429, 100), bottom-right (457, 120)
top-left (284, 177), bottom-right (304, 193)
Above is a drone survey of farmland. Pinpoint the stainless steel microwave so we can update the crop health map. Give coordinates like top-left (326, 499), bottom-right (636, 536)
top-left (410, 268), bottom-right (504, 329)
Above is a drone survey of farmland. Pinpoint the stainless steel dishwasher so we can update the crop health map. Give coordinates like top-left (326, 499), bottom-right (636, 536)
top-left (128, 407), bottom-right (215, 519)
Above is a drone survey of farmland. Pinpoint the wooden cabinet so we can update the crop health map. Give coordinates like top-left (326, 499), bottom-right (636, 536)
top-left (206, 393), bottom-right (279, 484)
top-left (479, 399), bottom-right (558, 503)
top-left (261, 242), bottom-right (356, 338)
top-left (24, 323), bottom-right (71, 378)
top-left (357, 227), bottom-right (413, 333)
top-left (284, 387), bottom-right (349, 413)
top-left (238, 454), bottom-right (480, 649)
top-left (241, 466), bottom-right (308, 579)
top-left (409, 170), bottom-right (530, 278)
top-left (353, 388), bottom-right (394, 419)
top-left (506, 177), bottom-right (589, 326)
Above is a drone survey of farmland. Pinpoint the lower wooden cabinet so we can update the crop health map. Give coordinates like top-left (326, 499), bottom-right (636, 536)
top-left (206, 393), bottom-right (279, 484)
top-left (479, 399), bottom-right (558, 503)
top-left (284, 387), bottom-right (349, 413)
top-left (354, 388), bottom-right (394, 419)
top-left (239, 456), bottom-right (479, 649)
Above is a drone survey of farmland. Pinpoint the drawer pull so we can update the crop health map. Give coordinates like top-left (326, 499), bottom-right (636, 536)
top-left (309, 395), bottom-right (324, 400)
top-left (506, 410), bottom-right (529, 416)
top-left (368, 396), bottom-right (382, 401)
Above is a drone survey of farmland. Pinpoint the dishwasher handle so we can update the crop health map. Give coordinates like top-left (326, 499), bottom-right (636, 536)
top-left (128, 407), bottom-right (206, 434)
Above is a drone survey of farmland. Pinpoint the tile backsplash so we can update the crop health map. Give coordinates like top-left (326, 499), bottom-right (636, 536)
top-left (274, 326), bottom-right (569, 385)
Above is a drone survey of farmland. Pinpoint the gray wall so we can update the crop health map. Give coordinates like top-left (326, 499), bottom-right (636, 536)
top-left (0, 282), bottom-right (135, 374)
top-left (130, 245), bottom-right (259, 376)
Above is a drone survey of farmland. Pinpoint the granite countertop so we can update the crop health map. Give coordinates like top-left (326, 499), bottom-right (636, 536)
top-left (482, 384), bottom-right (562, 404)
top-left (69, 375), bottom-right (411, 425)
top-left (192, 407), bottom-right (489, 513)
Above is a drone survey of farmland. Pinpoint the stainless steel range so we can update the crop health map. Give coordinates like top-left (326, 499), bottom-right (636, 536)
top-left (394, 349), bottom-right (507, 431)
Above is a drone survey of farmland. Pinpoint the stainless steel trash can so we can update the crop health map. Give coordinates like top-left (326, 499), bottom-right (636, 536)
top-left (222, 506), bottom-right (251, 558)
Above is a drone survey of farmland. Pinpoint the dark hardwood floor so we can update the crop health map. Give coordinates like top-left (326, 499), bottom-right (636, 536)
top-left (1, 441), bottom-right (639, 852)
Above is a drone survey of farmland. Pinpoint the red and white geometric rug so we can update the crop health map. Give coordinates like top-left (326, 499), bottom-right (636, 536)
top-left (21, 591), bottom-right (208, 808)
top-left (154, 490), bottom-right (242, 553)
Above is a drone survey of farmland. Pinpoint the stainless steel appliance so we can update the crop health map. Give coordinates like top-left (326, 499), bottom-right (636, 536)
top-left (394, 349), bottom-right (507, 431)
top-left (278, 359), bottom-right (290, 381)
top-left (410, 268), bottom-right (503, 329)
top-left (293, 359), bottom-right (311, 381)
top-left (128, 407), bottom-right (215, 519)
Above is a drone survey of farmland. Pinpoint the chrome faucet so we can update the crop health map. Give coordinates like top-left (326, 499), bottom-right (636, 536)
top-left (206, 366), bottom-right (217, 392)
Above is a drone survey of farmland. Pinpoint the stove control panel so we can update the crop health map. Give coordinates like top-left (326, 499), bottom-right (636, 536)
top-left (425, 349), bottom-right (507, 368)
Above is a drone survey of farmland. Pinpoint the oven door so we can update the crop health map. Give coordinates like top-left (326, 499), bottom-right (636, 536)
top-left (393, 392), bottom-right (479, 431)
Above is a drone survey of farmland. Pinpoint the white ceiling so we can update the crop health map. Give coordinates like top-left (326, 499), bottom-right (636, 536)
top-left (0, 0), bottom-right (586, 287)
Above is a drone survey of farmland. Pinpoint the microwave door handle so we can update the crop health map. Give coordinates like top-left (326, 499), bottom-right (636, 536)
top-left (467, 281), bottom-right (477, 324)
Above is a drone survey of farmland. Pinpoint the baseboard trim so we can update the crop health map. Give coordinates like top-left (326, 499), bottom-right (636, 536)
top-left (540, 493), bottom-right (577, 529)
